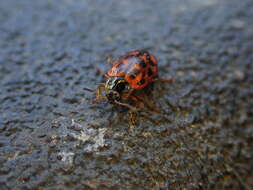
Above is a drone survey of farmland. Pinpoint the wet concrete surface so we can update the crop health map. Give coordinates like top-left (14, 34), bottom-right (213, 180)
top-left (0, 0), bottom-right (253, 189)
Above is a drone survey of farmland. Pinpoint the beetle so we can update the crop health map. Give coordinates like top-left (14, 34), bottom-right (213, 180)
top-left (84, 50), bottom-right (172, 117)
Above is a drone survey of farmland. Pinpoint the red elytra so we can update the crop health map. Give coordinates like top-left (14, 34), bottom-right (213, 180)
top-left (84, 50), bottom-right (173, 117)
top-left (107, 50), bottom-right (158, 89)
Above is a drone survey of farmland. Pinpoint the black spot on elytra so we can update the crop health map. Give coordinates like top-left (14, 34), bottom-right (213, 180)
top-left (128, 69), bottom-right (140, 80)
top-left (148, 68), bottom-right (153, 76)
top-left (137, 78), bottom-right (146, 85)
top-left (129, 74), bottom-right (136, 80)
top-left (140, 50), bottom-right (150, 60)
top-left (139, 59), bottom-right (147, 68)
top-left (149, 60), bottom-right (155, 66)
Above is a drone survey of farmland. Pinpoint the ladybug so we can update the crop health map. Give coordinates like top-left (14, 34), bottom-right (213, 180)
top-left (85, 50), bottom-right (172, 113)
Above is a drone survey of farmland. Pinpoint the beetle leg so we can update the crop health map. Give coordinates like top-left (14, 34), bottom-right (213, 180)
top-left (128, 110), bottom-right (138, 127)
top-left (121, 88), bottom-right (134, 100)
top-left (114, 100), bottom-right (139, 126)
top-left (83, 87), bottom-right (95, 92)
top-left (91, 84), bottom-right (106, 104)
top-left (120, 90), bottom-right (160, 113)
top-left (95, 67), bottom-right (109, 79)
top-left (129, 94), bottom-right (161, 113)
top-left (114, 100), bottom-right (139, 112)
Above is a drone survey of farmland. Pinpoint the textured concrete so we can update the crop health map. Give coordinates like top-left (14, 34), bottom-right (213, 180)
top-left (0, 0), bottom-right (253, 189)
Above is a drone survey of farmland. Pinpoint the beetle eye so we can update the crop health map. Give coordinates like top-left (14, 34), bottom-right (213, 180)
top-left (115, 82), bottom-right (125, 93)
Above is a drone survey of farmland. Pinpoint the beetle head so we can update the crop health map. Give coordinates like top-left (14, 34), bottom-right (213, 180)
top-left (105, 77), bottom-right (129, 103)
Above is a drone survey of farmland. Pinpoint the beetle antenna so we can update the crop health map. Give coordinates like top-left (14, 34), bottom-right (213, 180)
top-left (83, 87), bottom-right (95, 92)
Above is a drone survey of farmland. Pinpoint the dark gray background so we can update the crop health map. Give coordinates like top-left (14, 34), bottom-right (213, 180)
top-left (0, 0), bottom-right (252, 189)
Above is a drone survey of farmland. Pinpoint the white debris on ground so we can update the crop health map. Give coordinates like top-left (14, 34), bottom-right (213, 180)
top-left (58, 151), bottom-right (75, 166)
top-left (56, 118), bottom-right (107, 166)
top-left (84, 128), bottom-right (107, 152)
top-left (55, 116), bottom-right (107, 151)
top-left (70, 119), bottom-right (107, 152)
